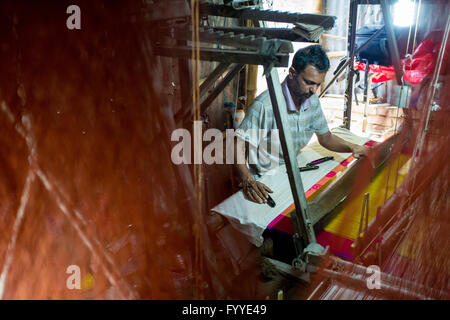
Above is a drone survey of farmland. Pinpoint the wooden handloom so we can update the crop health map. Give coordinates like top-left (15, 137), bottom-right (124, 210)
top-left (212, 130), bottom-right (399, 262)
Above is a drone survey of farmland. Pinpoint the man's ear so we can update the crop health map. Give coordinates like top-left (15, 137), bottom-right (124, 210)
top-left (288, 67), bottom-right (296, 80)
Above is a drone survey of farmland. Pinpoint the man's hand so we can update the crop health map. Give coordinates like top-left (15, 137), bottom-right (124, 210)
top-left (242, 176), bottom-right (273, 204)
top-left (350, 144), bottom-right (368, 158)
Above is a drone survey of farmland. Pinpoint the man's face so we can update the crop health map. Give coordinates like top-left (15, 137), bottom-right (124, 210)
top-left (289, 64), bottom-right (326, 103)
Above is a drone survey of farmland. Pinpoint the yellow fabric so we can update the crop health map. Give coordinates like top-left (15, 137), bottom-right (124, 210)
top-left (324, 154), bottom-right (410, 240)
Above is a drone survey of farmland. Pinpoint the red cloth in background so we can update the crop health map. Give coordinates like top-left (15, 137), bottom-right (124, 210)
top-left (354, 40), bottom-right (448, 85)
top-left (354, 62), bottom-right (396, 83)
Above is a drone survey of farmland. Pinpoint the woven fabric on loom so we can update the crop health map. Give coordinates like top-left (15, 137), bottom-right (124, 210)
top-left (316, 154), bottom-right (410, 260)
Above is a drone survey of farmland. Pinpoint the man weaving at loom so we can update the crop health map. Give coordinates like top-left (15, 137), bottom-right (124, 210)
top-left (234, 45), bottom-right (367, 204)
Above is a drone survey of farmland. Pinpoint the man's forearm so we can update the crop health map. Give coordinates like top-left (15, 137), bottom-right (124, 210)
top-left (234, 163), bottom-right (252, 181)
top-left (317, 131), bottom-right (358, 153)
top-left (317, 131), bottom-right (367, 158)
top-left (233, 137), bottom-right (252, 181)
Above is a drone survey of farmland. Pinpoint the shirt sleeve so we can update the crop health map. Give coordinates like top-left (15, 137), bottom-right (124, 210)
top-left (311, 97), bottom-right (329, 135)
top-left (235, 99), bottom-right (267, 147)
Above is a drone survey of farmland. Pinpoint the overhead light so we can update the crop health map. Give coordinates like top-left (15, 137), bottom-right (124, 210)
top-left (393, 0), bottom-right (416, 27)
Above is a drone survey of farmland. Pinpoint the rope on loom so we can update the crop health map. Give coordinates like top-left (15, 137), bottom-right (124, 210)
top-left (409, 12), bottom-right (450, 175)
top-left (377, 12), bottom-right (450, 265)
top-left (355, 24), bottom-right (448, 258)
top-left (411, 0), bottom-right (422, 54)
top-left (390, 0), bottom-right (425, 191)
top-left (405, 0), bottom-right (417, 56)
top-left (359, 5), bottom-right (424, 258)
top-left (392, 54), bottom-right (413, 190)
top-left (381, 0), bottom-right (423, 204)
top-left (191, 0), bottom-right (205, 299)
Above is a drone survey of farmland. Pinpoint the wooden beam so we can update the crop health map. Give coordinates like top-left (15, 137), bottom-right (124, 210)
top-left (200, 64), bottom-right (245, 115)
top-left (175, 62), bottom-right (230, 123)
top-left (266, 68), bottom-right (317, 251)
top-left (154, 46), bottom-right (290, 67)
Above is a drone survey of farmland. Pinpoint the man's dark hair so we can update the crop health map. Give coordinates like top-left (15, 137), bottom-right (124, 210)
top-left (292, 45), bottom-right (330, 73)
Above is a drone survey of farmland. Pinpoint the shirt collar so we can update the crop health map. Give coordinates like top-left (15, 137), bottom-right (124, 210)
top-left (282, 78), bottom-right (311, 112)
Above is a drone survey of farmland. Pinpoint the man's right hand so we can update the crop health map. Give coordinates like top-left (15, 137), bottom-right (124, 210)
top-left (241, 176), bottom-right (273, 204)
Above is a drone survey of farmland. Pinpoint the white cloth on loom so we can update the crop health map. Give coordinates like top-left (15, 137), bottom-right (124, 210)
top-left (211, 127), bottom-right (370, 247)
